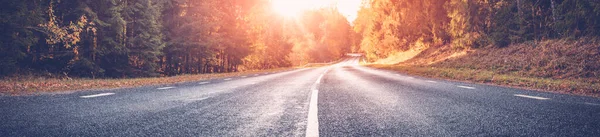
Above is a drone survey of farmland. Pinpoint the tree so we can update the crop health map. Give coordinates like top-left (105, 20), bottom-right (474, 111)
top-left (123, 0), bottom-right (166, 76)
top-left (0, 0), bottom-right (360, 78)
top-left (0, 0), bottom-right (46, 76)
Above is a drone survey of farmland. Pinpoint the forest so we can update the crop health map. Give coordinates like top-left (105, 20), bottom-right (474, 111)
top-left (3, 0), bottom-right (600, 79)
top-left (354, 0), bottom-right (600, 61)
top-left (0, 0), bottom-right (353, 78)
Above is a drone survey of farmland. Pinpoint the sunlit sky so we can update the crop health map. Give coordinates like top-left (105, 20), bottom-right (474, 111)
top-left (271, 0), bottom-right (363, 23)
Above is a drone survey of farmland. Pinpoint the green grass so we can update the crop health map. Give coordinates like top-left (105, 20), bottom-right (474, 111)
top-left (370, 64), bottom-right (600, 97)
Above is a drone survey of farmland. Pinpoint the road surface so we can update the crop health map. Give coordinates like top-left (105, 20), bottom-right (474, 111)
top-left (1, 57), bottom-right (600, 136)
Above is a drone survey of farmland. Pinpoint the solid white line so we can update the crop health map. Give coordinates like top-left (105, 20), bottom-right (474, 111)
top-left (306, 89), bottom-right (319, 137)
top-left (157, 87), bottom-right (175, 90)
top-left (223, 78), bottom-right (232, 81)
top-left (457, 85), bottom-right (476, 89)
top-left (514, 94), bottom-right (550, 100)
top-left (198, 82), bottom-right (210, 85)
top-left (80, 93), bottom-right (115, 98)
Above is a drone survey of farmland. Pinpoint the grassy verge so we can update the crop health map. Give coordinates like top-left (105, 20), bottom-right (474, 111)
top-left (0, 68), bottom-right (295, 95)
top-left (370, 64), bottom-right (600, 97)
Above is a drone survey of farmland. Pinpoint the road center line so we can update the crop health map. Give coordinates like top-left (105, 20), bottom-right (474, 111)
top-left (198, 82), bottom-right (210, 85)
top-left (315, 74), bottom-right (324, 84)
top-left (306, 90), bottom-right (319, 137)
top-left (80, 93), bottom-right (115, 98)
top-left (457, 85), bottom-right (476, 89)
top-left (157, 87), bottom-right (175, 90)
top-left (306, 68), bottom-right (328, 137)
top-left (514, 94), bottom-right (550, 100)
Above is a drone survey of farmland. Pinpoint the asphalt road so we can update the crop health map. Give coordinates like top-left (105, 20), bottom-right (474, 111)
top-left (1, 57), bottom-right (600, 136)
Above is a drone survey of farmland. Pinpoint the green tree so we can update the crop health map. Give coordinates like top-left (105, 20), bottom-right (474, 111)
top-left (123, 0), bottom-right (165, 76)
top-left (0, 0), bottom-right (46, 76)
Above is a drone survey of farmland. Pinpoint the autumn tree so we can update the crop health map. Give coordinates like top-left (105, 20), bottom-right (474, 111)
top-left (354, 0), bottom-right (600, 61)
top-left (0, 0), bottom-right (357, 78)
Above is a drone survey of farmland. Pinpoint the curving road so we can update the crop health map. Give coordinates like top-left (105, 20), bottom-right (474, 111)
top-left (1, 57), bottom-right (600, 136)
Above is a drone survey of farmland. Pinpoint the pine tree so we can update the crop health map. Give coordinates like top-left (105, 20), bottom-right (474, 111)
top-left (0, 0), bottom-right (46, 76)
top-left (124, 0), bottom-right (165, 76)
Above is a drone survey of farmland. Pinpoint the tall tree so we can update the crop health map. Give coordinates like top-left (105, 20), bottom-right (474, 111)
top-left (123, 0), bottom-right (165, 76)
top-left (0, 0), bottom-right (46, 76)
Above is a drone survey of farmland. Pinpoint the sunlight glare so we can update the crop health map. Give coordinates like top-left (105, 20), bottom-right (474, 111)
top-left (336, 0), bottom-right (362, 22)
top-left (271, 0), bottom-right (307, 17)
top-left (271, 0), bottom-right (362, 22)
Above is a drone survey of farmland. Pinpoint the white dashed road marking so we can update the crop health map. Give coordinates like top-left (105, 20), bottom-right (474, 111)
top-left (241, 76), bottom-right (247, 78)
top-left (426, 80), bottom-right (437, 83)
top-left (306, 68), bottom-right (329, 137)
top-left (80, 93), bottom-right (115, 98)
top-left (254, 74), bottom-right (259, 76)
top-left (198, 82), bottom-right (210, 85)
top-left (157, 87), bottom-right (175, 90)
top-left (223, 78), bottom-right (232, 81)
top-left (315, 74), bottom-right (324, 84)
top-left (585, 102), bottom-right (600, 106)
top-left (457, 86), bottom-right (476, 89)
top-left (514, 94), bottom-right (550, 100)
top-left (306, 90), bottom-right (319, 137)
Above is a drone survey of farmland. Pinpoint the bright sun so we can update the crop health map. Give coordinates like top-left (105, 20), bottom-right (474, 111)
top-left (271, 0), bottom-right (362, 22)
top-left (271, 0), bottom-right (310, 17)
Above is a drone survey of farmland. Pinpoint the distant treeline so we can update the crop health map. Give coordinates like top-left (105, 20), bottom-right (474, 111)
top-left (354, 0), bottom-right (600, 61)
top-left (0, 0), bottom-right (353, 78)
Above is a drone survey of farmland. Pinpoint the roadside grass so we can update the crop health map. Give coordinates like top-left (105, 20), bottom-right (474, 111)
top-left (368, 38), bottom-right (600, 97)
top-left (0, 67), bottom-right (294, 95)
top-left (370, 65), bottom-right (600, 97)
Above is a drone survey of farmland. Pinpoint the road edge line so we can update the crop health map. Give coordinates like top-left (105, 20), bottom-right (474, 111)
top-left (80, 93), bottom-right (115, 98)
top-left (514, 94), bottom-right (550, 100)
